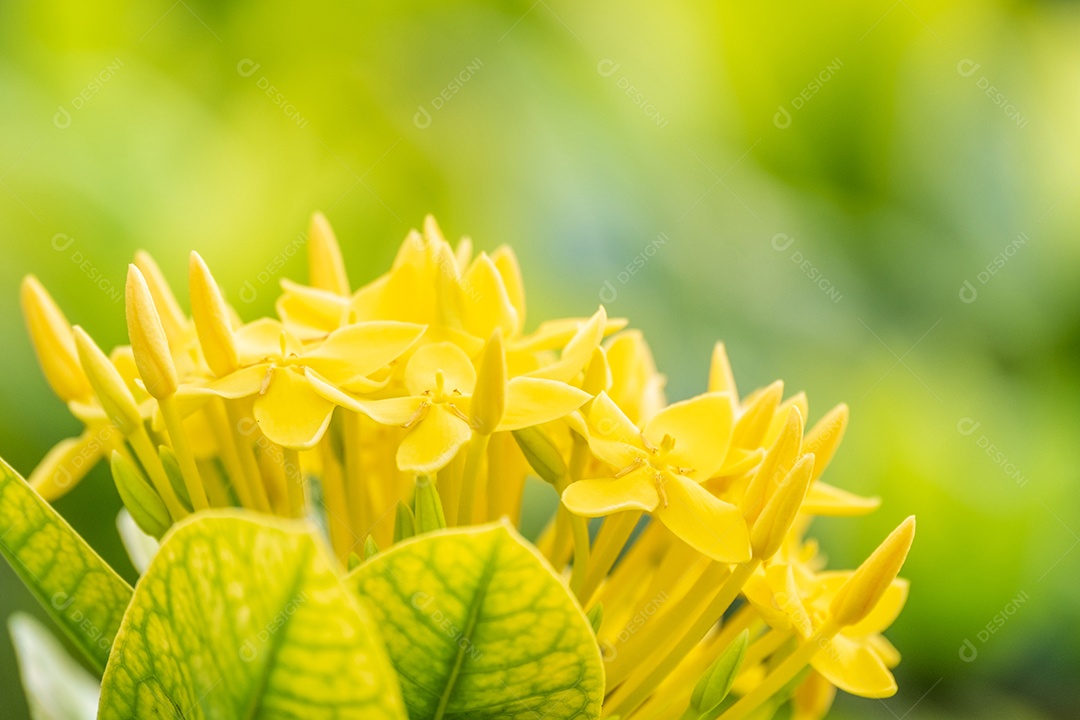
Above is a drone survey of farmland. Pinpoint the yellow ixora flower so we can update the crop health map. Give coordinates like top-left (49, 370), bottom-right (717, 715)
top-left (561, 390), bottom-right (752, 563)
top-left (14, 212), bottom-right (917, 720)
top-left (205, 318), bottom-right (426, 449)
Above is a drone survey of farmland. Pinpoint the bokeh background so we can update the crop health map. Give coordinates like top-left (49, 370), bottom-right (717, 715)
top-left (2, 1), bottom-right (1078, 717)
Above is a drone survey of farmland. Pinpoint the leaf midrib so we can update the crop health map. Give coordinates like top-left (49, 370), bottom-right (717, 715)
top-left (431, 540), bottom-right (499, 720)
top-left (240, 540), bottom-right (313, 720)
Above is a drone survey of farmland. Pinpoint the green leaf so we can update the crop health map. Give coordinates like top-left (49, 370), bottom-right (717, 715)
top-left (0, 457), bottom-right (132, 673)
top-left (394, 501), bottom-right (416, 542)
top-left (98, 510), bottom-right (407, 720)
top-left (413, 475), bottom-right (447, 534)
top-left (9, 613), bottom-right (101, 720)
top-left (350, 521), bottom-right (604, 720)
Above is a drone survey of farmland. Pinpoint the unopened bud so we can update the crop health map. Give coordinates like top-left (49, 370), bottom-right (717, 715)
top-left (126, 265), bottom-right (178, 398)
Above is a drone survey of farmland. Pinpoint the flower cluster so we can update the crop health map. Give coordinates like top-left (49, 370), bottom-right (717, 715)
top-left (20, 213), bottom-right (915, 719)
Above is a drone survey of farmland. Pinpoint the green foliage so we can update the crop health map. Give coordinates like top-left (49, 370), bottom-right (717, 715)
top-left (97, 511), bottom-right (407, 720)
top-left (0, 459), bottom-right (131, 673)
top-left (350, 522), bottom-right (605, 720)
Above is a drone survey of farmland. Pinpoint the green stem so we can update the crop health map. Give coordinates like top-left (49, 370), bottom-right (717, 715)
top-left (456, 432), bottom-right (490, 526)
top-left (158, 394), bottom-right (209, 510)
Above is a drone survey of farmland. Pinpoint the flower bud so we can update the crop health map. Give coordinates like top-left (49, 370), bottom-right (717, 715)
top-left (394, 501), bottom-right (416, 543)
top-left (28, 431), bottom-right (105, 501)
top-left (413, 475), bottom-right (447, 534)
top-left (803, 403), bottom-right (848, 482)
top-left (110, 451), bottom-right (171, 539)
top-left (133, 250), bottom-right (188, 347)
top-left (20, 276), bottom-right (92, 403)
top-left (512, 426), bottom-right (567, 486)
top-left (751, 453), bottom-right (815, 559)
top-left (470, 329), bottom-right (506, 435)
top-left (742, 406), bottom-right (803, 524)
top-left (189, 252), bottom-right (239, 377)
top-left (708, 341), bottom-right (738, 398)
top-left (690, 629), bottom-right (749, 719)
top-left (126, 265), bottom-right (178, 399)
top-left (829, 516), bottom-right (916, 628)
top-left (73, 326), bottom-right (143, 436)
top-left (308, 212), bottom-right (350, 295)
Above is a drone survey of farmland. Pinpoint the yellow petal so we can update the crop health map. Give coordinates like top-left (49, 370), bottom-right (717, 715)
top-left (868, 634), bottom-right (901, 668)
top-left (234, 318), bottom-right (301, 362)
top-left (528, 307), bottom-right (607, 382)
top-left (206, 364), bottom-right (270, 399)
top-left (306, 321), bottom-right (426, 384)
top-left (839, 577), bottom-right (909, 638)
top-left (561, 467), bottom-right (660, 516)
top-left (396, 404), bottom-right (471, 474)
top-left (655, 475), bottom-right (751, 563)
top-left (812, 634), bottom-right (897, 699)
top-left (497, 377), bottom-right (592, 432)
top-left (253, 366), bottom-right (335, 449)
top-left (792, 671), bottom-right (836, 720)
top-left (732, 380), bottom-right (783, 449)
top-left (588, 391), bottom-right (641, 444)
top-left (351, 396), bottom-right (426, 426)
top-left (606, 330), bottom-right (666, 427)
top-left (644, 392), bottom-right (735, 481)
top-left (708, 342), bottom-right (738, 400)
top-left (491, 245), bottom-right (525, 334)
top-left (460, 252), bottom-right (518, 339)
top-left (403, 342), bottom-right (476, 396)
top-left (829, 516), bottom-right (916, 628)
top-left (764, 391), bottom-right (808, 447)
top-left (765, 563), bottom-right (814, 638)
top-left (512, 315), bottom-right (628, 354)
top-left (276, 279), bottom-right (348, 339)
top-left (802, 481), bottom-right (880, 516)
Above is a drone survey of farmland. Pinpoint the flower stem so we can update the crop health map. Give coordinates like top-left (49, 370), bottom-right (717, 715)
top-left (282, 447), bottom-right (305, 518)
top-left (158, 394), bottom-right (209, 510)
top-left (456, 432), bottom-right (490, 526)
top-left (717, 622), bottom-right (838, 720)
top-left (128, 426), bottom-right (187, 521)
top-left (579, 510), bottom-right (642, 607)
top-left (605, 560), bottom-right (760, 719)
top-left (224, 401), bottom-right (272, 513)
top-left (319, 438), bottom-right (353, 560)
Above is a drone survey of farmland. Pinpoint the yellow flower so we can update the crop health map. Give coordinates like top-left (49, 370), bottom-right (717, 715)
top-left (352, 341), bottom-right (592, 473)
top-left (561, 391), bottom-right (751, 563)
top-left (206, 318), bottom-right (425, 448)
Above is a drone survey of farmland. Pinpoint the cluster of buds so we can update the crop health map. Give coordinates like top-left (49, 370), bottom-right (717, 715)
top-left (19, 213), bottom-right (915, 719)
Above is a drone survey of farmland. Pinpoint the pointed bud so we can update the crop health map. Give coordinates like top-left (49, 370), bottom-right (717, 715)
top-left (28, 432), bottom-right (105, 501)
top-left (829, 516), bottom-right (916, 628)
top-left (189, 252), bottom-right (239, 377)
top-left (394, 501), bottom-right (416, 542)
top-left (73, 326), bottom-right (143, 435)
top-left (470, 329), bottom-right (506, 435)
top-left (159, 445), bottom-right (192, 511)
top-left (751, 453), bottom-right (815, 559)
top-left (347, 552), bottom-right (362, 571)
top-left (803, 403), bottom-right (849, 482)
top-left (133, 250), bottom-right (188, 347)
top-left (363, 535), bottom-right (380, 560)
top-left (126, 265), bottom-right (178, 399)
top-left (581, 347), bottom-right (610, 397)
top-left (690, 629), bottom-right (750, 719)
top-left (587, 603), bottom-right (604, 635)
top-left (413, 475), bottom-right (447, 534)
top-left (708, 341), bottom-right (738, 399)
top-left (308, 212), bottom-right (350, 295)
top-left (731, 380), bottom-right (783, 449)
top-left (512, 426), bottom-right (567, 486)
top-left (743, 406), bottom-right (803, 524)
top-left (110, 451), bottom-right (171, 539)
top-left (20, 276), bottom-right (92, 403)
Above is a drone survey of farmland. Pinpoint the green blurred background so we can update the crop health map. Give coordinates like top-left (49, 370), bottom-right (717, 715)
top-left (2, 0), bottom-right (1078, 717)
